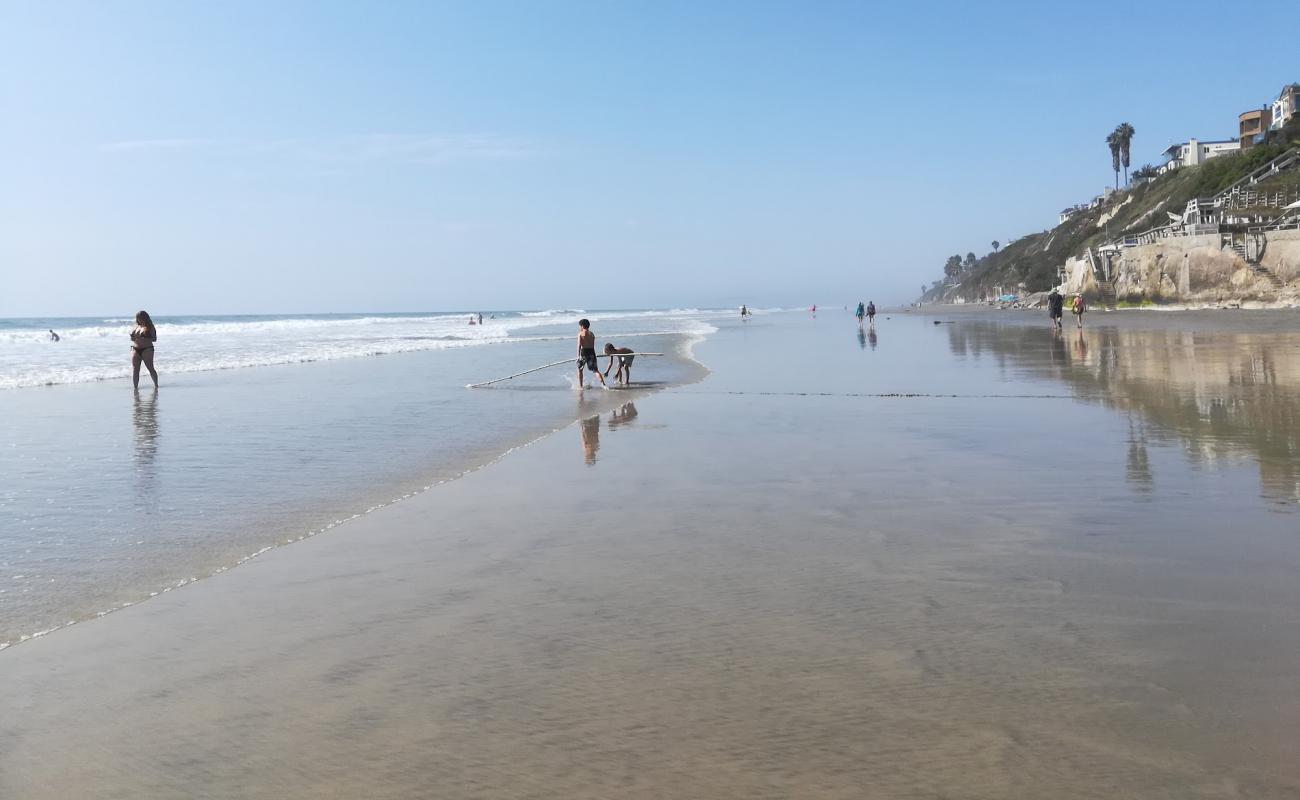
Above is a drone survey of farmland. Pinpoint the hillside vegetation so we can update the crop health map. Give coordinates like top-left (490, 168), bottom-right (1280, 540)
top-left (922, 137), bottom-right (1299, 303)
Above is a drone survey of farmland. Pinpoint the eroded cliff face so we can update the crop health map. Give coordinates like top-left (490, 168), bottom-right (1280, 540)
top-left (1062, 231), bottom-right (1300, 306)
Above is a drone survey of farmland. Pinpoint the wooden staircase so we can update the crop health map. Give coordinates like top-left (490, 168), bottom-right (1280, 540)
top-left (1252, 264), bottom-right (1284, 291)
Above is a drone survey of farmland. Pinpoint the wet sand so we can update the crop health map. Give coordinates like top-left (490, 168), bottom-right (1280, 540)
top-left (2, 311), bottom-right (1299, 798)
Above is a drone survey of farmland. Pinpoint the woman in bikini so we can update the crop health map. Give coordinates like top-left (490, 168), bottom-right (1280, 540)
top-left (130, 310), bottom-right (159, 390)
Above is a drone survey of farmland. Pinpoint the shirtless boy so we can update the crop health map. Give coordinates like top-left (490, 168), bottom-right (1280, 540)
top-left (576, 319), bottom-right (606, 388)
top-left (603, 342), bottom-right (635, 386)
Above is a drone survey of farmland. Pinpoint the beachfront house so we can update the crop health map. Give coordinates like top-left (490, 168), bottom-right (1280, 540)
top-left (1159, 138), bottom-right (1240, 173)
top-left (1270, 83), bottom-right (1300, 130)
top-left (1058, 204), bottom-right (1088, 224)
top-left (1239, 108), bottom-right (1273, 149)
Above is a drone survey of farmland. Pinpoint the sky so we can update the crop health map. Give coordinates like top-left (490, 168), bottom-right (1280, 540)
top-left (0, 0), bottom-right (1294, 316)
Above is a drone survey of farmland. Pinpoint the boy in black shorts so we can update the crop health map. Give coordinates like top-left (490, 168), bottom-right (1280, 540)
top-left (576, 319), bottom-right (606, 388)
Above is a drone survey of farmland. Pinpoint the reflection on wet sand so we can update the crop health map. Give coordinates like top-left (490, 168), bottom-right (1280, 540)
top-left (579, 414), bottom-right (600, 465)
top-left (947, 321), bottom-right (1300, 505)
top-left (1126, 417), bottom-right (1154, 492)
top-left (132, 389), bottom-right (160, 510)
top-left (609, 401), bottom-right (638, 428)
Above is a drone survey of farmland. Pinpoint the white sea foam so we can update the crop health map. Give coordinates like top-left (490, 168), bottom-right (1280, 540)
top-left (0, 309), bottom-right (726, 389)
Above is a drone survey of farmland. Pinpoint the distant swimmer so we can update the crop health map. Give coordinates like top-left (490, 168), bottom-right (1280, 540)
top-left (603, 343), bottom-right (635, 386)
top-left (1048, 288), bottom-right (1064, 330)
top-left (576, 318), bottom-right (606, 388)
top-left (48, 329), bottom-right (60, 342)
top-left (477, 313), bottom-right (483, 325)
top-left (130, 310), bottom-right (159, 390)
top-left (855, 302), bottom-right (864, 323)
top-left (867, 301), bottom-right (876, 324)
top-left (1072, 293), bottom-right (1086, 328)
top-left (468, 315), bottom-right (476, 325)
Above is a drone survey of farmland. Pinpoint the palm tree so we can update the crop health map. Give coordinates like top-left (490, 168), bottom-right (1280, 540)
top-left (1116, 122), bottom-right (1135, 186)
top-left (1106, 131), bottom-right (1120, 191)
top-left (991, 240), bottom-right (1000, 252)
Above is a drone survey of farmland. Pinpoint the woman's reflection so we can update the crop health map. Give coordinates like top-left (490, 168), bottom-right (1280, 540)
top-left (132, 389), bottom-right (160, 509)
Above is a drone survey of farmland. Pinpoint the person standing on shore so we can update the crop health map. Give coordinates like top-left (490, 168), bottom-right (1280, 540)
top-left (130, 310), bottom-right (159, 390)
top-left (1048, 289), bottom-right (1064, 330)
top-left (855, 302), bottom-right (865, 324)
top-left (867, 301), bottom-right (876, 325)
top-left (1072, 293), bottom-right (1086, 328)
top-left (576, 318), bottom-right (606, 389)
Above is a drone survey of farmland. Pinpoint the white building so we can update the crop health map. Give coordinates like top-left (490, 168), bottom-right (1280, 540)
top-left (1271, 84), bottom-right (1300, 131)
top-left (1158, 138), bottom-right (1240, 173)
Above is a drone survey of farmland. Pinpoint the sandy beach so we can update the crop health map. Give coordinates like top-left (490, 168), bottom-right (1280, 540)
top-left (3, 310), bottom-right (1299, 799)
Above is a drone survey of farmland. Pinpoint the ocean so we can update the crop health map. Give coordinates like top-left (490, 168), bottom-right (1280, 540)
top-left (0, 308), bottom-right (733, 646)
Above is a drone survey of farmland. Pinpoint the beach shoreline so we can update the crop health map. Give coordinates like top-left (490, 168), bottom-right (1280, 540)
top-left (3, 310), bottom-right (1298, 798)
top-left (0, 318), bottom-right (714, 650)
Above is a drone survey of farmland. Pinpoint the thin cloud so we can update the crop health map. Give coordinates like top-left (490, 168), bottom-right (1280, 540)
top-left (97, 134), bottom-right (536, 165)
top-left (98, 138), bottom-right (223, 152)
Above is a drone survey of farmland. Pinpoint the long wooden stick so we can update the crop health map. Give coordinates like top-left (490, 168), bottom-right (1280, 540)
top-left (467, 354), bottom-right (666, 388)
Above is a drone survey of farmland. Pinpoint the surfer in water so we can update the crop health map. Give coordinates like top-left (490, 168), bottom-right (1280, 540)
top-left (603, 343), bottom-right (635, 386)
top-left (576, 318), bottom-right (606, 388)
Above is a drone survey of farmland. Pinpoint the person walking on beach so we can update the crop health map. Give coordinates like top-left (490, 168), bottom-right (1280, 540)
top-left (740, 304), bottom-right (750, 319)
top-left (1071, 293), bottom-right (1086, 328)
top-left (855, 302), bottom-right (865, 324)
top-left (867, 301), bottom-right (876, 325)
top-left (576, 318), bottom-right (606, 388)
top-left (130, 310), bottom-right (159, 390)
top-left (1048, 289), bottom-right (1064, 330)
top-left (602, 342), bottom-right (635, 386)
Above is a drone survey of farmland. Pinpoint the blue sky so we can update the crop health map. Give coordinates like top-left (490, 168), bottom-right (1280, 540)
top-left (1, 0), bottom-right (1293, 315)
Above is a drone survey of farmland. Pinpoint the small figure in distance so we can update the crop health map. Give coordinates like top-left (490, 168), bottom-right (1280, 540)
top-left (603, 342), bottom-right (635, 386)
top-left (48, 329), bottom-right (60, 342)
top-left (1048, 288), bottom-right (1064, 331)
top-left (855, 301), bottom-right (864, 324)
top-left (740, 304), bottom-right (750, 320)
top-left (477, 312), bottom-right (483, 325)
top-left (1072, 293), bottom-right (1086, 328)
top-left (576, 318), bottom-right (606, 389)
top-left (130, 310), bottom-right (159, 390)
top-left (867, 301), bottom-right (876, 326)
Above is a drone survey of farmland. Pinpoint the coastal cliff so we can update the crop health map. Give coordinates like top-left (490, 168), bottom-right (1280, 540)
top-left (921, 139), bottom-right (1300, 307)
top-left (1060, 229), bottom-right (1300, 306)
